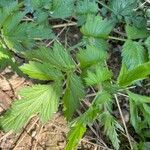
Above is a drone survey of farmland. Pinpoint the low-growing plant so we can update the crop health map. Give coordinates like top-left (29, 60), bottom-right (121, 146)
top-left (0, 0), bottom-right (150, 149)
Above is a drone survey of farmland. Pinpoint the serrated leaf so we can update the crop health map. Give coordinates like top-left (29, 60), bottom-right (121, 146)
top-left (128, 91), bottom-right (150, 104)
top-left (63, 73), bottom-right (85, 120)
top-left (76, 0), bottom-right (98, 25)
top-left (77, 45), bottom-right (107, 68)
top-left (25, 42), bottom-right (75, 71)
top-left (1, 10), bottom-right (54, 52)
top-left (128, 91), bottom-right (150, 132)
top-left (109, 0), bottom-right (137, 19)
top-left (51, 0), bottom-right (74, 19)
top-left (65, 91), bottom-right (111, 150)
top-left (81, 15), bottom-right (114, 38)
top-left (118, 62), bottom-right (150, 87)
top-left (125, 24), bottom-right (150, 40)
top-left (76, 0), bottom-right (98, 15)
top-left (122, 39), bottom-right (147, 70)
top-left (0, 1), bottom-right (19, 27)
top-left (100, 112), bottom-right (123, 150)
top-left (85, 65), bottom-right (112, 86)
top-left (0, 46), bottom-right (10, 60)
top-left (0, 84), bottom-right (60, 132)
top-left (145, 36), bottom-right (150, 59)
top-left (27, 0), bottom-right (52, 10)
top-left (20, 61), bottom-right (63, 81)
top-left (65, 122), bottom-right (86, 150)
top-left (83, 36), bottom-right (108, 50)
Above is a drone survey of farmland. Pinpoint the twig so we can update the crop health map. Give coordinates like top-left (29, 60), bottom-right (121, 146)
top-left (114, 94), bottom-right (133, 149)
top-left (81, 138), bottom-right (113, 150)
top-left (0, 131), bottom-right (12, 142)
top-left (52, 22), bottom-right (77, 29)
top-left (12, 118), bottom-right (39, 150)
top-left (46, 26), bottom-right (66, 47)
top-left (33, 125), bottom-right (43, 150)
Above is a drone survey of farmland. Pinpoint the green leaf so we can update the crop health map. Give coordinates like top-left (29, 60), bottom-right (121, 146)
top-left (20, 61), bottom-right (63, 81)
top-left (109, 0), bottom-right (137, 19)
top-left (85, 65), bottom-right (112, 86)
top-left (26, 0), bottom-right (52, 10)
top-left (100, 112), bottom-right (123, 150)
top-left (122, 39), bottom-right (147, 70)
top-left (1, 11), bottom-right (54, 52)
top-left (76, 0), bottom-right (98, 25)
top-left (0, 84), bottom-right (60, 132)
top-left (0, 46), bottom-right (10, 60)
top-left (83, 37), bottom-right (108, 51)
top-left (77, 45), bottom-right (107, 68)
top-left (118, 62), bottom-right (150, 87)
top-left (25, 42), bottom-right (75, 71)
top-left (76, 0), bottom-right (98, 15)
top-left (65, 91), bottom-right (111, 150)
top-left (63, 73), bottom-right (85, 120)
top-left (81, 15), bottom-right (114, 38)
top-left (145, 36), bottom-right (150, 59)
top-left (0, 1), bottom-right (19, 27)
top-left (65, 122), bottom-right (86, 150)
top-left (128, 91), bottom-right (150, 104)
top-left (128, 91), bottom-right (150, 132)
top-left (51, 0), bottom-right (74, 19)
top-left (126, 24), bottom-right (150, 40)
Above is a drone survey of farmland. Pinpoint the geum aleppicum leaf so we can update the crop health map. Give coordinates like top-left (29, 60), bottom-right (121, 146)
top-left (81, 15), bottom-right (114, 39)
top-left (122, 39), bottom-right (147, 70)
top-left (1, 11), bottom-right (54, 52)
top-left (50, 0), bottom-right (74, 19)
top-left (76, 0), bottom-right (98, 25)
top-left (109, 0), bottom-right (137, 19)
top-left (65, 91), bottom-right (112, 150)
top-left (76, 0), bottom-right (98, 15)
top-left (25, 42), bottom-right (76, 71)
top-left (125, 24), bottom-right (150, 40)
top-left (118, 62), bottom-right (150, 87)
top-left (77, 45), bottom-right (107, 68)
top-left (145, 36), bottom-right (150, 59)
top-left (100, 112), bottom-right (123, 150)
top-left (20, 61), bottom-right (63, 81)
top-left (0, 46), bottom-right (10, 60)
top-left (85, 65), bottom-right (112, 86)
top-left (0, 1), bottom-right (19, 27)
top-left (0, 84), bottom-right (60, 132)
top-left (128, 91), bottom-right (150, 132)
top-left (63, 73), bottom-right (85, 120)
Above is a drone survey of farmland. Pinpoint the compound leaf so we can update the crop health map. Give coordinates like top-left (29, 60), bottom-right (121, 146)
top-left (122, 39), bottom-right (147, 70)
top-left (25, 42), bottom-right (75, 71)
top-left (76, 0), bottom-right (98, 25)
top-left (65, 91), bottom-right (112, 150)
top-left (0, 84), bottom-right (60, 132)
top-left (20, 61), bottom-right (63, 81)
top-left (118, 62), bottom-right (150, 87)
top-left (51, 0), bottom-right (74, 19)
top-left (77, 45), bottom-right (107, 68)
top-left (145, 36), bottom-right (150, 59)
top-left (65, 122), bottom-right (86, 150)
top-left (63, 73), bottom-right (85, 120)
top-left (109, 0), bottom-right (137, 19)
top-left (126, 24), bottom-right (150, 40)
top-left (81, 15), bottom-right (114, 39)
top-left (85, 65), bottom-right (112, 86)
top-left (100, 112), bottom-right (123, 150)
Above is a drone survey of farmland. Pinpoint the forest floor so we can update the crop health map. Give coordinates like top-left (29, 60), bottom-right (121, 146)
top-left (0, 23), bottom-right (149, 150)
